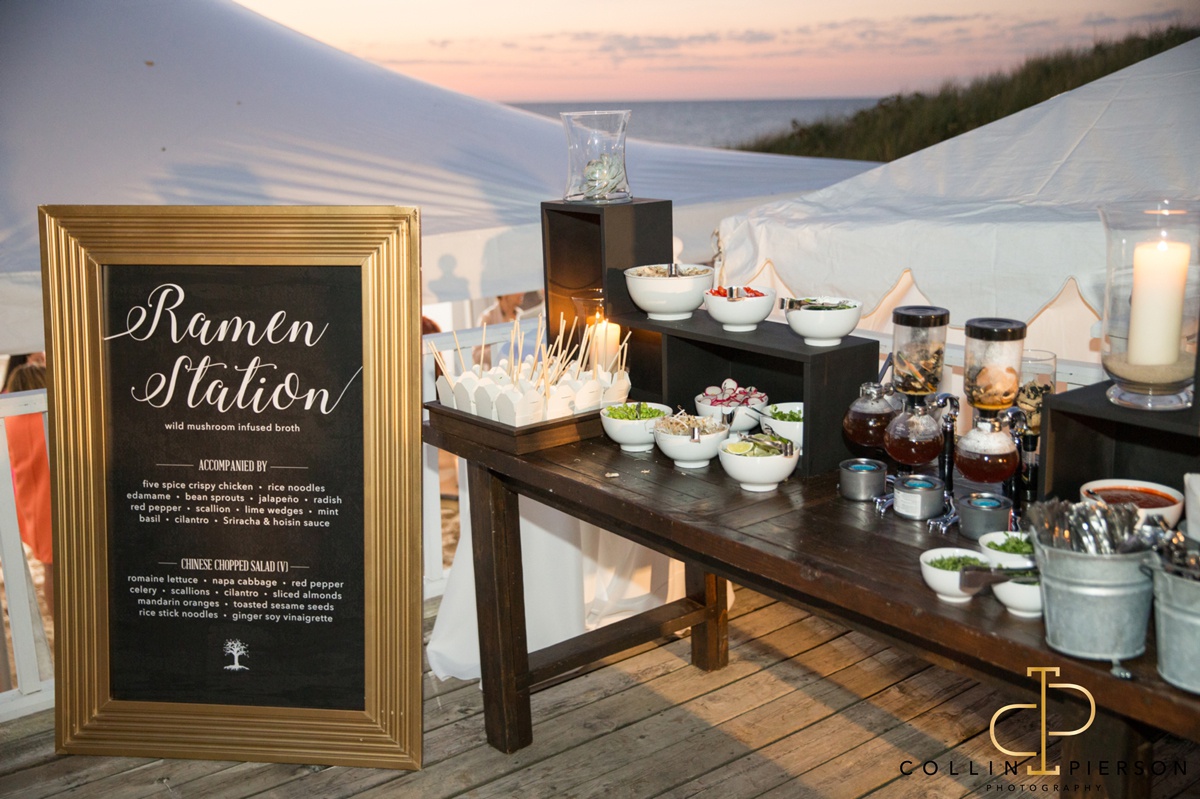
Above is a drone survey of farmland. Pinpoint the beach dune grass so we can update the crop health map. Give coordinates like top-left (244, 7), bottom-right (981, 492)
top-left (742, 25), bottom-right (1199, 162)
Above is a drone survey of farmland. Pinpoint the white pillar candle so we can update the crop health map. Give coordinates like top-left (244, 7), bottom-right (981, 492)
top-left (590, 319), bottom-right (621, 372)
top-left (1127, 240), bottom-right (1190, 366)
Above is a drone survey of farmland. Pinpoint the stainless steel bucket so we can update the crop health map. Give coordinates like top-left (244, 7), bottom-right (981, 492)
top-left (1153, 565), bottom-right (1200, 693)
top-left (1034, 539), bottom-right (1152, 660)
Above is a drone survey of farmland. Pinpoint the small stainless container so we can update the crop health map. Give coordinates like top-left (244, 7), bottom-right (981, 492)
top-left (838, 458), bottom-right (887, 501)
top-left (957, 492), bottom-right (1013, 540)
top-left (893, 475), bottom-right (945, 520)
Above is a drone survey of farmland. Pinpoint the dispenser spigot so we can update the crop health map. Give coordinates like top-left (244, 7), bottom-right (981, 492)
top-left (932, 393), bottom-right (959, 492)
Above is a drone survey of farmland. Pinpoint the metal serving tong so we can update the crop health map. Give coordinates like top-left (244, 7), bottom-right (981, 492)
top-left (959, 565), bottom-right (1039, 595)
top-left (736, 432), bottom-right (795, 457)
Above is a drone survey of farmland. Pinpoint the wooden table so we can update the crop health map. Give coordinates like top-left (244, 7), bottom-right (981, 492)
top-left (423, 422), bottom-right (1200, 796)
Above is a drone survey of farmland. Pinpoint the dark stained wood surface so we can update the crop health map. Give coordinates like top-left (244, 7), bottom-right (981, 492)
top-left (424, 422), bottom-right (1200, 748)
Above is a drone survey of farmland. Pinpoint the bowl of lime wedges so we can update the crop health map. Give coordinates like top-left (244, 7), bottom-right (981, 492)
top-left (717, 434), bottom-right (800, 492)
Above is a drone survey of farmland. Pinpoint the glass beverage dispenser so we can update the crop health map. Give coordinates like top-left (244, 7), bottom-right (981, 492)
top-left (954, 318), bottom-right (1027, 486)
top-left (882, 306), bottom-right (950, 471)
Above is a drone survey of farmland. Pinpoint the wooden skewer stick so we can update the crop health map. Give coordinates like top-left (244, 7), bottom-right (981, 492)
top-left (604, 326), bottom-right (633, 374)
top-left (426, 341), bottom-right (452, 382)
top-left (451, 330), bottom-right (468, 373)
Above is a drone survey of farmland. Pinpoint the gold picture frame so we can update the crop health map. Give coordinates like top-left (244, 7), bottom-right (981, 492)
top-left (39, 206), bottom-right (422, 768)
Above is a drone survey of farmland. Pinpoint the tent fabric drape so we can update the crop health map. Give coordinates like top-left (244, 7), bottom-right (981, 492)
top-left (0, 0), bottom-right (874, 355)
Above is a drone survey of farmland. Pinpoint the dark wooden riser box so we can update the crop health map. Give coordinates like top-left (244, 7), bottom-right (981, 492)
top-left (1042, 380), bottom-right (1200, 501)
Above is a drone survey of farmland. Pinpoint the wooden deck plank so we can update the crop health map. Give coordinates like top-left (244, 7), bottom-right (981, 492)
top-left (450, 631), bottom-right (896, 799)
top-left (240, 592), bottom-right (801, 799)
top-left (758, 683), bottom-right (1012, 798)
top-left (2, 590), bottom-right (1197, 799)
top-left (653, 663), bottom-right (978, 799)
top-left (363, 615), bottom-right (855, 799)
top-left (550, 645), bottom-right (933, 799)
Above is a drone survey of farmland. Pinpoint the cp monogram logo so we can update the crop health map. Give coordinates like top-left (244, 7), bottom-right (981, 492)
top-left (990, 666), bottom-right (1096, 775)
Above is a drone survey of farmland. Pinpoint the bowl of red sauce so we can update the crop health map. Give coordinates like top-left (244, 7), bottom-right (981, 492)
top-left (1080, 478), bottom-right (1184, 528)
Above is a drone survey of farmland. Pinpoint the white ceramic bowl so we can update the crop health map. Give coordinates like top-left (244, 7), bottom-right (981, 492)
top-left (993, 577), bottom-right (1043, 619)
top-left (784, 297), bottom-right (863, 347)
top-left (977, 531), bottom-right (1036, 569)
top-left (624, 264), bottom-right (714, 321)
top-left (919, 547), bottom-right (989, 604)
top-left (717, 438), bottom-right (800, 492)
top-left (1080, 478), bottom-right (1184, 528)
top-left (653, 426), bottom-right (728, 469)
top-left (695, 394), bottom-right (766, 434)
top-left (600, 402), bottom-right (673, 453)
top-left (759, 402), bottom-right (805, 448)
top-left (701, 286), bottom-right (776, 332)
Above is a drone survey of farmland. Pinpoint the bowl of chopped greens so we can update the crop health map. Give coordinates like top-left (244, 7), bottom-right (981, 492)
top-left (977, 531), bottom-right (1035, 569)
top-left (993, 573), bottom-right (1042, 619)
top-left (717, 433), bottom-right (800, 492)
top-left (760, 402), bottom-right (804, 449)
top-left (919, 547), bottom-right (989, 604)
top-left (783, 296), bottom-right (862, 347)
top-left (600, 402), bottom-right (673, 452)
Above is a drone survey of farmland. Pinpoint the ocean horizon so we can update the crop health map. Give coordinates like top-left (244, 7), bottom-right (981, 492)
top-left (509, 98), bottom-right (879, 149)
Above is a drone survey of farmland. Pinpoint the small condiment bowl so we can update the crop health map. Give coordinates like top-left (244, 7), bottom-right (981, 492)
top-left (624, 264), bottom-right (714, 321)
top-left (600, 402), bottom-right (673, 453)
top-left (977, 531), bottom-right (1035, 569)
top-left (1080, 478), bottom-right (1184, 528)
top-left (701, 286), bottom-right (776, 332)
top-left (695, 394), bottom-right (766, 433)
top-left (992, 577), bottom-right (1043, 619)
top-left (653, 426), bottom-right (728, 469)
top-left (717, 438), bottom-right (800, 492)
top-left (759, 402), bottom-right (804, 448)
top-left (783, 296), bottom-right (862, 347)
top-left (919, 547), bottom-right (988, 604)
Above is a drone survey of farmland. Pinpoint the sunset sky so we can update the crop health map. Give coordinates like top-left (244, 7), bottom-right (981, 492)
top-left (233, 0), bottom-right (1196, 101)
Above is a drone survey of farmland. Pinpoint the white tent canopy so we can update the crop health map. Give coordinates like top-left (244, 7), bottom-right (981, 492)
top-left (0, 0), bottom-right (875, 356)
top-left (715, 41), bottom-right (1200, 332)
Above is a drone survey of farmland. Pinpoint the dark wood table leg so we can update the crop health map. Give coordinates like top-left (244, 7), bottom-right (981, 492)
top-left (467, 462), bottom-right (532, 753)
top-left (685, 564), bottom-right (728, 671)
top-left (1058, 707), bottom-right (1153, 799)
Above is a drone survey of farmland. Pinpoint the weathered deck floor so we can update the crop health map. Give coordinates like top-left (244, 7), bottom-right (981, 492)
top-left (3, 589), bottom-right (1198, 798)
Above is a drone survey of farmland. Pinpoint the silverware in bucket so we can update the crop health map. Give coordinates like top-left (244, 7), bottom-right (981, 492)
top-left (1151, 551), bottom-right (1200, 693)
top-left (1024, 499), bottom-right (1155, 661)
top-left (1033, 538), bottom-right (1153, 660)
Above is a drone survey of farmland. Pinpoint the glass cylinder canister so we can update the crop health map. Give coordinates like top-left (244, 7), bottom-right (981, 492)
top-left (963, 318), bottom-right (1026, 412)
top-left (1099, 200), bottom-right (1199, 410)
top-left (891, 306), bottom-right (950, 396)
top-left (561, 111), bottom-right (632, 204)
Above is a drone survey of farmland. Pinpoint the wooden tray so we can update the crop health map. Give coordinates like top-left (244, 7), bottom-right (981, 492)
top-left (424, 401), bottom-right (603, 455)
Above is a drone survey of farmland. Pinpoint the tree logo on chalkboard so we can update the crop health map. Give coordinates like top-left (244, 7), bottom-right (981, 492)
top-left (223, 639), bottom-right (250, 671)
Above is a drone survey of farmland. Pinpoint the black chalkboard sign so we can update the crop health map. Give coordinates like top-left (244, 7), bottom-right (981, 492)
top-left (104, 265), bottom-right (366, 709)
top-left (41, 206), bottom-right (422, 769)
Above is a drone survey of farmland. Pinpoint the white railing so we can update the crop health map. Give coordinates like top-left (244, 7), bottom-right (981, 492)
top-left (420, 319), bottom-right (542, 598)
top-left (0, 389), bottom-right (55, 721)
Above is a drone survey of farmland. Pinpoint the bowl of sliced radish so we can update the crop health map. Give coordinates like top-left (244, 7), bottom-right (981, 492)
top-left (695, 379), bottom-right (767, 434)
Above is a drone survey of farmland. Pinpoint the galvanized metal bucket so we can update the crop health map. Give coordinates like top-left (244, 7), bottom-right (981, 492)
top-left (1034, 539), bottom-right (1152, 660)
top-left (1153, 565), bottom-right (1200, 693)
